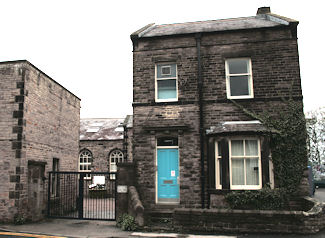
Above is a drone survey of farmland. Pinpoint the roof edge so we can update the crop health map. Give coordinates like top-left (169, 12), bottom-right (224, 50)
top-left (133, 7), bottom-right (299, 39)
top-left (123, 114), bottom-right (133, 127)
top-left (266, 12), bottom-right (299, 25)
top-left (0, 60), bottom-right (81, 100)
top-left (131, 23), bottom-right (155, 39)
top-left (135, 25), bottom-right (290, 40)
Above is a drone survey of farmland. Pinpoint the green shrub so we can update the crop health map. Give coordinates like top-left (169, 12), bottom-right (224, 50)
top-left (230, 99), bottom-right (307, 205)
top-left (225, 186), bottom-right (287, 210)
top-left (116, 213), bottom-right (138, 231)
top-left (13, 214), bottom-right (26, 225)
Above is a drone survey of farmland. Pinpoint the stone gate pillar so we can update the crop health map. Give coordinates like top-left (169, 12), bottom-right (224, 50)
top-left (116, 162), bottom-right (135, 219)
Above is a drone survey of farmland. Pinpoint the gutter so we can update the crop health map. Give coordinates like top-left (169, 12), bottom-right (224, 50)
top-left (196, 33), bottom-right (205, 209)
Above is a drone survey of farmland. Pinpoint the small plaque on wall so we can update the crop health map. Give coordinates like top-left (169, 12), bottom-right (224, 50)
top-left (117, 185), bottom-right (128, 193)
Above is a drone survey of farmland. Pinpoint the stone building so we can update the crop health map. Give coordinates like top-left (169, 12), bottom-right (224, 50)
top-left (79, 115), bottom-right (133, 175)
top-left (0, 60), bottom-right (80, 222)
top-left (131, 7), bottom-right (304, 211)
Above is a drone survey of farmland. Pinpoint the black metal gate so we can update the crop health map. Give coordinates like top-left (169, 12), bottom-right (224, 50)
top-left (47, 172), bottom-right (116, 220)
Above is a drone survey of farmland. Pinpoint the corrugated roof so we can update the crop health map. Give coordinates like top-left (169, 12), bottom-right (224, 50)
top-left (132, 10), bottom-right (298, 38)
top-left (80, 118), bottom-right (125, 141)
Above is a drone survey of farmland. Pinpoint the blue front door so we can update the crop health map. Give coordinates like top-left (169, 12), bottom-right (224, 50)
top-left (157, 148), bottom-right (179, 203)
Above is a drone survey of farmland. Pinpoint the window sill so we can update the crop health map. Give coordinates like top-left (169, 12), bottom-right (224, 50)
top-left (227, 95), bottom-right (254, 100)
top-left (155, 99), bottom-right (178, 103)
top-left (231, 186), bottom-right (262, 190)
top-left (208, 188), bottom-right (263, 194)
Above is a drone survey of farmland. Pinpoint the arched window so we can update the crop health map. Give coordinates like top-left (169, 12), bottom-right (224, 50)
top-left (79, 150), bottom-right (92, 178)
top-left (109, 150), bottom-right (124, 179)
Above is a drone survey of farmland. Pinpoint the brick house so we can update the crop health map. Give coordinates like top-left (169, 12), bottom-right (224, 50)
top-left (131, 7), bottom-right (304, 211)
top-left (0, 60), bottom-right (80, 222)
top-left (79, 116), bottom-right (133, 176)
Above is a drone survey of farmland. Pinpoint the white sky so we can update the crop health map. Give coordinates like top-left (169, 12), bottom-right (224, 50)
top-left (1, 0), bottom-right (324, 118)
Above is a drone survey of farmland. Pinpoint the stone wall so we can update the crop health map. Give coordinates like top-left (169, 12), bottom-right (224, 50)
top-left (0, 63), bottom-right (20, 222)
top-left (173, 198), bottom-right (325, 234)
top-left (79, 140), bottom-right (124, 172)
top-left (0, 61), bottom-right (80, 222)
top-left (132, 24), bottom-right (304, 209)
top-left (126, 127), bottom-right (133, 163)
top-left (133, 104), bottom-right (201, 209)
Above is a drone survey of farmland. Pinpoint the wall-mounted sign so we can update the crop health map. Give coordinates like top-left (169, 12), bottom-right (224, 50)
top-left (117, 185), bottom-right (128, 193)
top-left (171, 170), bottom-right (175, 177)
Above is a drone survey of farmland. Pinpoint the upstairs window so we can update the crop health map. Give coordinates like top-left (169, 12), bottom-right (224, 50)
top-left (225, 58), bottom-right (254, 99)
top-left (155, 63), bottom-right (178, 102)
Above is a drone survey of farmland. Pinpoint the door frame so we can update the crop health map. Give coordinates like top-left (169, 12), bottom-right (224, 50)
top-left (155, 145), bottom-right (180, 204)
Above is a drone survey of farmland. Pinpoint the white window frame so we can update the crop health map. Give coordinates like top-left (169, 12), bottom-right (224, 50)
top-left (229, 138), bottom-right (262, 190)
top-left (215, 141), bottom-right (222, 189)
top-left (161, 65), bottom-right (172, 76)
top-left (225, 58), bottom-right (254, 99)
top-left (155, 63), bottom-right (178, 102)
top-left (109, 150), bottom-right (124, 180)
top-left (79, 150), bottom-right (92, 179)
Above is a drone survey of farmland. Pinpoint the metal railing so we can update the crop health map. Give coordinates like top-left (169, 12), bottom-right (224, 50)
top-left (47, 171), bottom-right (116, 220)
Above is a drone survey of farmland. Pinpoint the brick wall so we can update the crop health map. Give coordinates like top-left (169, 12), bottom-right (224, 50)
top-left (0, 61), bottom-right (80, 222)
top-left (132, 25), bottom-right (304, 209)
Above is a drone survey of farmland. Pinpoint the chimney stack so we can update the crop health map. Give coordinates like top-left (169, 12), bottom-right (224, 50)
top-left (257, 7), bottom-right (271, 15)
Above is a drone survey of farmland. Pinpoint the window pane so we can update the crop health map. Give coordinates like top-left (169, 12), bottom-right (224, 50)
top-left (217, 142), bottom-right (222, 157)
top-left (232, 158), bottom-right (245, 185)
top-left (219, 158), bottom-right (222, 185)
top-left (231, 140), bottom-right (244, 156)
top-left (245, 140), bottom-right (258, 156)
top-left (80, 165), bottom-right (82, 170)
top-left (158, 79), bottom-right (177, 99)
top-left (157, 64), bottom-right (177, 78)
top-left (230, 76), bottom-right (249, 96)
top-left (157, 137), bottom-right (178, 146)
top-left (111, 164), bottom-right (117, 172)
top-left (246, 158), bottom-right (259, 185)
top-left (228, 59), bottom-right (249, 74)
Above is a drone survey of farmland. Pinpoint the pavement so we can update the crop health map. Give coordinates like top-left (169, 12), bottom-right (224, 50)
top-left (1, 188), bottom-right (325, 238)
top-left (0, 219), bottom-right (130, 238)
